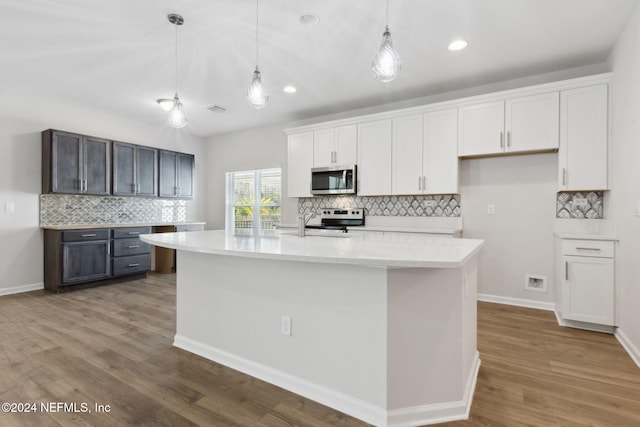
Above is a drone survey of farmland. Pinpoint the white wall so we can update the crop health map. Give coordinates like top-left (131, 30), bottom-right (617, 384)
top-left (607, 3), bottom-right (640, 359)
top-left (460, 153), bottom-right (557, 306)
top-left (204, 124), bottom-right (296, 229)
top-left (0, 107), bottom-right (206, 293)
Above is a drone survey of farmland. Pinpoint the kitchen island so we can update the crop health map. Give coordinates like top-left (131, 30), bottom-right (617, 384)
top-left (141, 229), bottom-right (484, 427)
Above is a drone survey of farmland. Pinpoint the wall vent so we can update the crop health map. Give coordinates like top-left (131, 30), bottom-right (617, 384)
top-left (202, 104), bottom-right (227, 113)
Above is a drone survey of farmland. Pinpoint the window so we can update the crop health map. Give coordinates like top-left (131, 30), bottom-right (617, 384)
top-left (225, 168), bottom-right (281, 233)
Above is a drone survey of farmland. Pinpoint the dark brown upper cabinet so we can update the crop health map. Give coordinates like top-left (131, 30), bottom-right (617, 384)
top-left (42, 129), bottom-right (111, 195)
top-left (113, 142), bottom-right (158, 197)
top-left (159, 150), bottom-right (194, 199)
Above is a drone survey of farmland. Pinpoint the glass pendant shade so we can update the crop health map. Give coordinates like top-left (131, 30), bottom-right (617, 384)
top-left (246, 67), bottom-right (269, 109)
top-left (168, 94), bottom-right (187, 128)
top-left (371, 26), bottom-right (402, 82)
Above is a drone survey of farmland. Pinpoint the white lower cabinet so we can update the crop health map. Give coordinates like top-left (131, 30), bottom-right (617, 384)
top-left (559, 239), bottom-right (615, 327)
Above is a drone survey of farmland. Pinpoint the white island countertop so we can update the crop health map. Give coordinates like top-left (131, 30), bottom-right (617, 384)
top-left (141, 229), bottom-right (484, 268)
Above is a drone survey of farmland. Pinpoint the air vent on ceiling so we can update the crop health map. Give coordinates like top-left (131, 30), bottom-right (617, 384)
top-left (202, 104), bottom-right (227, 113)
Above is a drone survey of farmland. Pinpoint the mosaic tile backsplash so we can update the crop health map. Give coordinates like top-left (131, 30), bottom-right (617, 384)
top-left (40, 194), bottom-right (187, 226)
top-left (556, 191), bottom-right (604, 219)
top-left (299, 195), bottom-right (461, 217)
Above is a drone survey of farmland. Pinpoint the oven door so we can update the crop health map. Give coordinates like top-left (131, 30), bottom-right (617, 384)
top-left (311, 165), bottom-right (356, 195)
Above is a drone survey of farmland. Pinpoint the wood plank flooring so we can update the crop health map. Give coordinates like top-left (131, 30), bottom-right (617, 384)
top-left (1, 274), bottom-right (639, 426)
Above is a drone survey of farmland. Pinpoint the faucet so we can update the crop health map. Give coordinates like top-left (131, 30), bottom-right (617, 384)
top-left (297, 212), bottom-right (316, 237)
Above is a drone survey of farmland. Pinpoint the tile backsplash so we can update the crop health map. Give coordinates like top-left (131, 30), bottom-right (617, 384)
top-left (556, 191), bottom-right (604, 219)
top-left (40, 194), bottom-right (187, 226)
top-left (298, 195), bottom-right (460, 217)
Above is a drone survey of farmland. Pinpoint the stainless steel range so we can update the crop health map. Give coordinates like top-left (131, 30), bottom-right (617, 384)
top-left (305, 208), bottom-right (365, 233)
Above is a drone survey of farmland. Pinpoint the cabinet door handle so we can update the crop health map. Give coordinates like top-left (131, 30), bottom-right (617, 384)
top-left (576, 247), bottom-right (601, 252)
top-left (423, 176), bottom-right (427, 192)
top-left (128, 245), bottom-right (141, 249)
top-left (565, 261), bottom-right (568, 281)
top-left (128, 231), bottom-right (141, 235)
top-left (507, 131), bottom-right (511, 148)
top-left (418, 176), bottom-right (422, 191)
top-left (127, 263), bottom-right (140, 267)
top-left (81, 233), bottom-right (97, 237)
top-left (562, 168), bottom-right (567, 186)
top-left (500, 131), bottom-right (504, 149)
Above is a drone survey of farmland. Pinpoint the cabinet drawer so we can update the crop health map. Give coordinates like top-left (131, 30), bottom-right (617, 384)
top-left (113, 226), bottom-right (151, 239)
top-left (62, 229), bottom-right (110, 242)
top-left (175, 224), bottom-right (204, 232)
top-left (113, 238), bottom-right (150, 256)
top-left (113, 254), bottom-right (151, 276)
top-left (561, 239), bottom-right (614, 258)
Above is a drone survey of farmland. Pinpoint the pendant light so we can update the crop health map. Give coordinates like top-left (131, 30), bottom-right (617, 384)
top-left (371, 0), bottom-right (402, 82)
top-left (246, 0), bottom-right (269, 109)
top-left (167, 13), bottom-right (187, 128)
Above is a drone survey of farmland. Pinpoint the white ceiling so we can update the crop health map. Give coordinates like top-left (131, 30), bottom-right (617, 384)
top-left (1, 0), bottom-right (637, 137)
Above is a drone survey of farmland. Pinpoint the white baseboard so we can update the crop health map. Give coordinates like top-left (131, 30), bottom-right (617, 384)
top-left (0, 282), bottom-right (44, 296)
top-left (477, 293), bottom-right (555, 311)
top-left (387, 351), bottom-right (480, 427)
top-left (615, 328), bottom-right (640, 368)
top-left (174, 335), bottom-right (479, 427)
top-left (553, 311), bottom-right (615, 334)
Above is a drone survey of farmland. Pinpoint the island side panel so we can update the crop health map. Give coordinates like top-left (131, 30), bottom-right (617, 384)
top-left (174, 250), bottom-right (389, 411)
top-left (386, 254), bottom-right (479, 414)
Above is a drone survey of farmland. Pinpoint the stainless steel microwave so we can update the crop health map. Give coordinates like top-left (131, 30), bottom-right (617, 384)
top-left (310, 165), bottom-right (357, 195)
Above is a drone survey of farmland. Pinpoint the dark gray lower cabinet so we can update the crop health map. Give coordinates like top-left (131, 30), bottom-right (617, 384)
top-left (112, 226), bottom-right (151, 276)
top-left (62, 240), bottom-right (111, 284)
top-left (44, 226), bottom-right (151, 292)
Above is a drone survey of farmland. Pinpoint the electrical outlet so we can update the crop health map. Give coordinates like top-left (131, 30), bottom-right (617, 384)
top-left (4, 202), bottom-right (15, 213)
top-left (281, 316), bottom-right (292, 336)
top-left (487, 204), bottom-right (495, 215)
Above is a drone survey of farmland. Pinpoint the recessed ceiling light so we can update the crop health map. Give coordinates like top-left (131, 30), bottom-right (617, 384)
top-left (299, 14), bottom-right (319, 26)
top-left (448, 39), bottom-right (468, 51)
top-left (283, 85), bottom-right (297, 94)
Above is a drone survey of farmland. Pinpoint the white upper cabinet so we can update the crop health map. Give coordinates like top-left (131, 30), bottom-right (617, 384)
top-left (287, 132), bottom-right (314, 198)
top-left (313, 125), bottom-right (357, 167)
top-left (358, 119), bottom-right (392, 196)
top-left (458, 92), bottom-right (559, 157)
top-left (558, 84), bottom-right (609, 191)
top-left (392, 109), bottom-right (458, 195)
top-left (458, 101), bottom-right (505, 157)
top-left (423, 109), bottom-right (459, 194)
top-left (392, 114), bottom-right (423, 195)
top-left (505, 92), bottom-right (559, 153)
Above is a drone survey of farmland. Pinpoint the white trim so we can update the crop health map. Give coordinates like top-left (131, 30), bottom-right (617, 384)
top-left (553, 312), bottom-right (615, 333)
top-left (174, 335), bottom-right (480, 427)
top-left (477, 293), bottom-right (555, 311)
top-left (387, 351), bottom-right (481, 427)
top-left (0, 282), bottom-right (44, 296)
top-left (615, 328), bottom-right (640, 368)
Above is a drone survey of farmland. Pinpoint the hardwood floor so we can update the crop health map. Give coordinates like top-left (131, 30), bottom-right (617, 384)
top-left (0, 274), bottom-right (639, 426)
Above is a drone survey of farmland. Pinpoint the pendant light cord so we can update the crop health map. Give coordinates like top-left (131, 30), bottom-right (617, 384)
top-left (385, 0), bottom-right (389, 26)
top-left (175, 21), bottom-right (179, 94)
top-left (255, 0), bottom-right (259, 66)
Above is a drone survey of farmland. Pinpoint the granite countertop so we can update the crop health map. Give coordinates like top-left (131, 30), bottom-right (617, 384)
top-left (140, 229), bottom-right (484, 268)
top-left (41, 221), bottom-right (206, 230)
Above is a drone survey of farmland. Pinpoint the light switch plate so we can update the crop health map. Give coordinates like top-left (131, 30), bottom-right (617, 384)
top-left (4, 202), bottom-right (15, 213)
